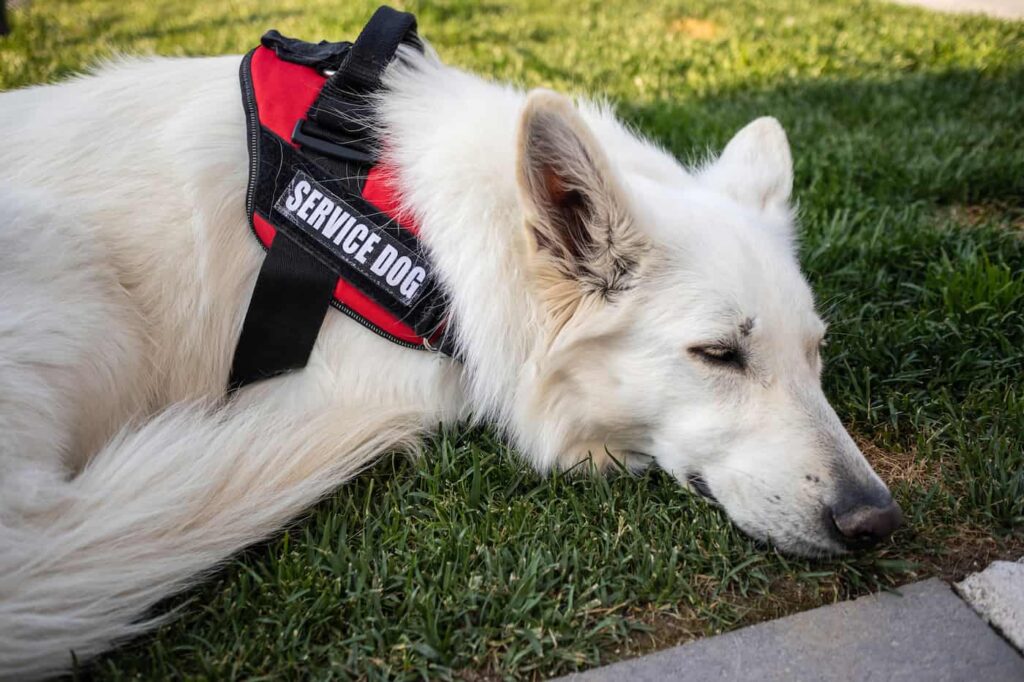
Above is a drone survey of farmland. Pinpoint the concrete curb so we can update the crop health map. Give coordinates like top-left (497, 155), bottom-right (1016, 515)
top-left (957, 557), bottom-right (1024, 652)
top-left (557, 577), bottom-right (1024, 681)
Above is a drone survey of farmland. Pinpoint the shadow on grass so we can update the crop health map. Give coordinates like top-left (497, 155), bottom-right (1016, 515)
top-left (620, 66), bottom-right (1024, 208)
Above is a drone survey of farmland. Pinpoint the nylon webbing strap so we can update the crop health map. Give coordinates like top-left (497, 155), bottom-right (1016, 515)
top-left (229, 234), bottom-right (337, 391)
top-left (307, 6), bottom-right (419, 136)
top-left (335, 6), bottom-right (418, 92)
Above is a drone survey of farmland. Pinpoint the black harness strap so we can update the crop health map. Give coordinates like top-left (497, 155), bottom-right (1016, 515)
top-left (228, 234), bottom-right (337, 391)
top-left (308, 6), bottom-right (418, 136)
top-left (336, 6), bottom-right (418, 92)
top-left (229, 7), bottom-right (423, 391)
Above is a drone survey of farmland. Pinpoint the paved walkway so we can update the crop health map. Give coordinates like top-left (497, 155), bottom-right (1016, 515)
top-left (888, 0), bottom-right (1024, 19)
top-left (558, 575), bottom-right (1024, 681)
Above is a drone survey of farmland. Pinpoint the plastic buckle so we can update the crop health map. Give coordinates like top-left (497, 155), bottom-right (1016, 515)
top-left (291, 119), bottom-right (376, 165)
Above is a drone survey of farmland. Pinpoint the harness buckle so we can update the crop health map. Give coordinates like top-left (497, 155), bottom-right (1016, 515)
top-left (291, 119), bottom-right (376, 165)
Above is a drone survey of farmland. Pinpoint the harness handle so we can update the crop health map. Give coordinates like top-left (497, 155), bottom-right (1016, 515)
top-left (306, 6), bottom-right (421, 137)
top-left (333, 6), bottom-right (420, 93)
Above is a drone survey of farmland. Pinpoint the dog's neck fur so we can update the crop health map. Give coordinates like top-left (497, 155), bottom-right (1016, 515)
top-left (378, 60), bottom-right (545, 454)
top-left (377, 56), bottom-right (688, 468)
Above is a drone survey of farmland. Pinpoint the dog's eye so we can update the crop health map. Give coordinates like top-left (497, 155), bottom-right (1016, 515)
top-left (689, 344), bottom-right (745, 369)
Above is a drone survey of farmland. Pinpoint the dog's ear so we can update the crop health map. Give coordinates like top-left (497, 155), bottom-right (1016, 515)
top-left (516, 89), bottom-right (645, 318)
top-left (704, 117), bottom-right (793, 211)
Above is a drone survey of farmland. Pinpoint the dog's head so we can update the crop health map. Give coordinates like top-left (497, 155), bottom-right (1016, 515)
top-left (512, 90), bottom-right (901, 556)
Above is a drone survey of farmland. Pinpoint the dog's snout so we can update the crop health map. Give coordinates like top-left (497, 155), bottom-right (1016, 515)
top-left (830, 498), bottom-right (903, 549)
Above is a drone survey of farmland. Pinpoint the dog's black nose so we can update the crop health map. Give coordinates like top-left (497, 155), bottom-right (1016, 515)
top-left (830, 499), bottom-right (903, 549)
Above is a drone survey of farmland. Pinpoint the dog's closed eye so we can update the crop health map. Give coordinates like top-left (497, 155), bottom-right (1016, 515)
top-left (688, 344), bottom-right (745, 370)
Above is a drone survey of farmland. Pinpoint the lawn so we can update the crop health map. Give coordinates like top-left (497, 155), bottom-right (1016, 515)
top-left (3, 0), bottom-right (1023, 679)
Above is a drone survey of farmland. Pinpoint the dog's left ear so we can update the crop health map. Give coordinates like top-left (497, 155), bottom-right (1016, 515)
top-left (704, 117), bottom-right (793, 211)
top-left (516, 90), bottom-right (645, 310)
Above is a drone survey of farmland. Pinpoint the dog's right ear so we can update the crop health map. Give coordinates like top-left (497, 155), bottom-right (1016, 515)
top-left (516, 90), bottom-right (646, 323)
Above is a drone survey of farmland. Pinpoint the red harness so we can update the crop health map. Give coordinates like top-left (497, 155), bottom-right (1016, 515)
top-left (245, 46), bottom-right (430, 346)
top-left (230, 8), bottom-right (451, 390)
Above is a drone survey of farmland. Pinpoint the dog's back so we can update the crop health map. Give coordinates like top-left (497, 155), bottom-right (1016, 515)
top-left (0, 57), bottom-right (265, 404)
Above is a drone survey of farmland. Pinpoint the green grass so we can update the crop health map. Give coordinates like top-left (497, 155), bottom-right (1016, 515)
top-left (4, 0), bottom-right (1024, 679)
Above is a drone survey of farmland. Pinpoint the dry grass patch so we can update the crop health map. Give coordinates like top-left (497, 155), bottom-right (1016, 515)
top-left (855, 435), bottom-right (944, 490)
top-left (908, 525), bottom-right (1024, 582)
top-left (618, 604), bottom-right (707, 655)
top-left (947, 203), bottom-right (1024, 233)
top-left (668, 17), bottom-right (720, 40)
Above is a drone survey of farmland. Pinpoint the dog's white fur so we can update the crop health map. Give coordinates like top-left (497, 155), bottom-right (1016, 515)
top-left (0, 44), bottom-right (893, 677)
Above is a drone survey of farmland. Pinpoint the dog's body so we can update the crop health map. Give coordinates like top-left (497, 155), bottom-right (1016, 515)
top-left (0, 41), bottom-right (900, 678)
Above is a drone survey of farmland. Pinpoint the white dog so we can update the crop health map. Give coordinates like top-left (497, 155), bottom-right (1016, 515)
top-left (0, 24), bottom-right (901, 678)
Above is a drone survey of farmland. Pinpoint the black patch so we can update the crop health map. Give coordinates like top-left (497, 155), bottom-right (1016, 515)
top-left (274, 170), bottom-right (430, 306)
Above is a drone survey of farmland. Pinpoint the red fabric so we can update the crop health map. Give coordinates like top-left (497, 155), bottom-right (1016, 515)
top-left (252, 212), bottom-right (277, 247)
top-left (361, 166), bottom-right (421, 235)
top-left (250, 46), bottom-right (326, 144)
top-left (330, 277), bottom-right (421, 342)
top-left (248, 47), bottom-right (431, 346)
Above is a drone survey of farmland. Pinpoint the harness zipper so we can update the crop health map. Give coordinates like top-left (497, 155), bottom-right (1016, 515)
top-left (330, 300), bottom-right (425, 350)
top-left (240, 50), bottom-right (259, 221)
